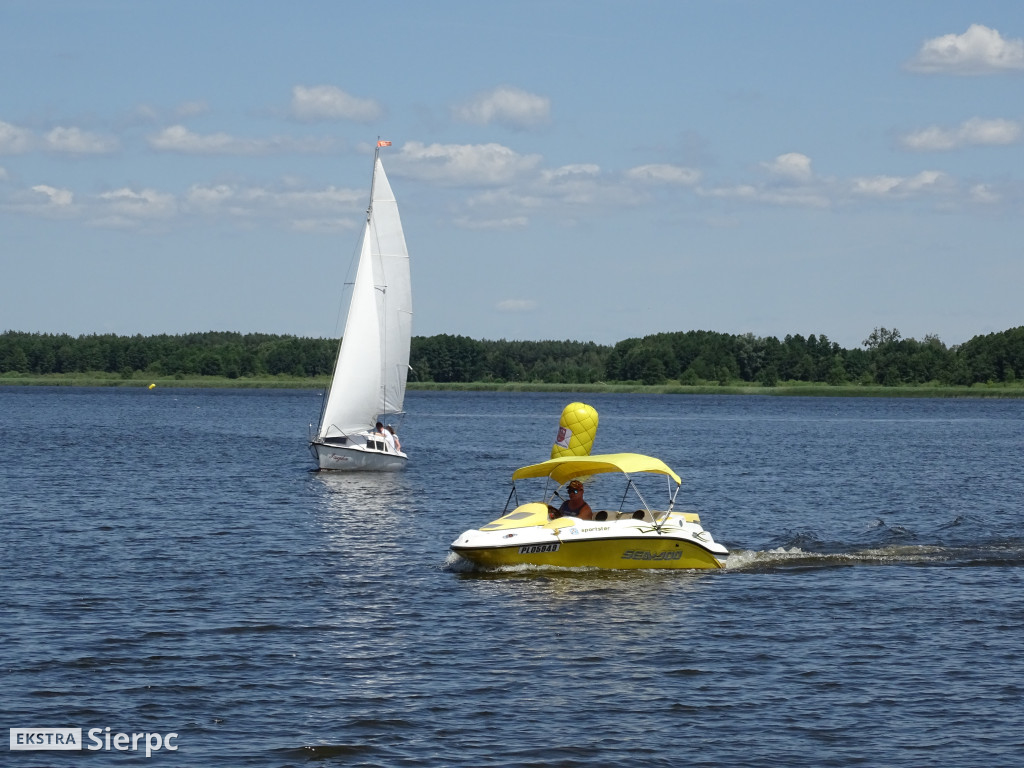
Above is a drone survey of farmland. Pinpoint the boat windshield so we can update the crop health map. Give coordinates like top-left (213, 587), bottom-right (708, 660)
top-left (505, 468), bottom-right (680, 518)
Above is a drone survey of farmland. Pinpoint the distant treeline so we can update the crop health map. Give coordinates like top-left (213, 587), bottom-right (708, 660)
top-left (1, 326), bottom-right (1023, 386)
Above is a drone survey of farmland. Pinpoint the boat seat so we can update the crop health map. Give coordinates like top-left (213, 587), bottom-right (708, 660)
top-left (594, 510), bottom-right (610, 521)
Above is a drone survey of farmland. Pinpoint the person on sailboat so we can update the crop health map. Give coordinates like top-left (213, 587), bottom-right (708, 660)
top-left (548, 480), bottom-right (593, 521)
top-left (386, 425), bottom-right (401, 453)
top-left (375, 421), bottom-right (396, 452)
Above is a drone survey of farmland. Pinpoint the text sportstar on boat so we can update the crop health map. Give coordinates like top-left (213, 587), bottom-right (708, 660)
top-left (309, 140), bottom-right (413, 471)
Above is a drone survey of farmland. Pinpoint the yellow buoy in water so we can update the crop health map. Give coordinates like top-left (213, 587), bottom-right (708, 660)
top-left (148, 383), bottom-right (156, 389)
top-left (550, 402), bottom-right (599, 458)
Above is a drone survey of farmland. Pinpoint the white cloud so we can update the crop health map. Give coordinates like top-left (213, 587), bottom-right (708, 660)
top-left (697, 153), bottom-right (828, 207)
top-left (149, 125), bottom-right (268, 154)
top-left (6, 183), bottom-right (186, 226)
top-left (626, 163), bottom-right (702, 185)
top-left (901, 126), bottom-right (957, 151)
top-left (850, 170), bottom-right (949, 197)
top-left (184, 183), bottom-right (363, 219)
top-left (496, 299), bottom-right (537, 312)
top-left (543, 164), bottom-right (601, 182)
top-left (454, 86), bottom-right (551, 129)
top-left (0, 121), bottom-right (35, 154)
top-left (537, 169), bottom-right (632, 207)
top-left (44, 126), bottom-right (119, 154)
top-left (959, 117), bottom-right (1020, 144)
top-left (457, 160), bottom-right (698, 217)
top-left (185, 184), bottom-right (236, 210)
top-left (454, 215), bottom-right (529, 230)
top-left (1, 184), bottom-right (78, 219)
top-left (290, 85), bottom-right (382, 122)
top-left (761, 152), bottom-right (813, 181)
top-left (267, 187), bottom-right (364, 211)
top-left (148, 125), bottom-right (334, 154)
top-left (701, 184), bottom-right (758, 200)
top-left (7, 184), bottom-right (79, 219)
top-left (907, 24), bottom-right (1024, 75)
top-left (97, 188), bottom-right (176, 219)
top-left (698, 183), bottom-right (830, 208)
top-left (31, 184), bottom-right (74, 206)
top-left (969, 184), bottom-right (1000, 204)
top-left (0, 166), bottom-right (8, 180)
top-left (0, 121), bottom-right (118, 155)
top-left (902, 117), bottom-right (1022, 150)
top-left (399, 141), bottom-right (542, 185)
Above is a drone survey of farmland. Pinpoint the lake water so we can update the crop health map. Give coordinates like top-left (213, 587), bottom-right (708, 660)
top-left (2, 387), bottom-right (1023, 767)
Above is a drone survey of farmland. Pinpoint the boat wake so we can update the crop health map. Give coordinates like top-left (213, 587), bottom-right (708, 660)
top-left (445, 539), bottom-right (1024, 575)
top-left (442, 551), bottom-right (588, 575)
top-left (726, 540), bottom-right (1024, 571)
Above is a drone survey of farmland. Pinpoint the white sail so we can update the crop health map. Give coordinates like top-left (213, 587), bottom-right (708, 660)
top-left (318, 226), bottom-right (381, 438)
top-left (367, 157), bottom-right (412, 416)
top-left (316, 154), bottom-right (412, 443)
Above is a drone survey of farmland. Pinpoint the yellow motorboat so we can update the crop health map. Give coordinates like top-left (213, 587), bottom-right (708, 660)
top-left (450, 453), bottom-right (729, 570)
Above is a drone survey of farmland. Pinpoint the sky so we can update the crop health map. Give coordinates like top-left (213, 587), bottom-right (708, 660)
top-left (2, 0), bottom-right (1022, 350)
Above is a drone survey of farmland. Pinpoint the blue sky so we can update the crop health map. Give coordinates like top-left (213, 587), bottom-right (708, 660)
top-left (2, 1), bottom-right (1022, 349)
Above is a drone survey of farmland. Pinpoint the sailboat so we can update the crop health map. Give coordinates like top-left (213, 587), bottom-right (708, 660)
top-left (310, 141), bottom-right (412, 471)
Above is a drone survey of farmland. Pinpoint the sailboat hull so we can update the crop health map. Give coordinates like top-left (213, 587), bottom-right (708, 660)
top-left (310, 440), bottom-right (407, 471)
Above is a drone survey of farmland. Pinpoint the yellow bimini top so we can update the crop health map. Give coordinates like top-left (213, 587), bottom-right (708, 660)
top-left (511, 452), bottom-right (681, 486)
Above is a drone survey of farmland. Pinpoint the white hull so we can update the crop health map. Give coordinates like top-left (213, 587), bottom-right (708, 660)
top-left (310, 439), bottom-right (407, 471)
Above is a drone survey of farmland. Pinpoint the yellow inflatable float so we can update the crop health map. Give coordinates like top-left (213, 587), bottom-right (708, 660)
top-left (550, 402), bottom-right (599, 458)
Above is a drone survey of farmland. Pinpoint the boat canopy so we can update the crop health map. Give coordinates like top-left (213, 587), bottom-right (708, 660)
top-left (512, 453), bottom-right (681, 486)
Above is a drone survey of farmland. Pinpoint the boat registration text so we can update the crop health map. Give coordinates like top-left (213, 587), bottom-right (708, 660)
top-left (519, 543), bottom-right (560, 554)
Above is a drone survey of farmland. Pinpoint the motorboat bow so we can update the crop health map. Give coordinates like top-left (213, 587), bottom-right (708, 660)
top-left (450, 453), bottom-right (729, 570)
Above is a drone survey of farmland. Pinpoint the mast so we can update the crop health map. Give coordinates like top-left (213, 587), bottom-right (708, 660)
top-left (370, 138), bottom-right (385, 416)
top-left (367, 140), bottom-right (380, 224)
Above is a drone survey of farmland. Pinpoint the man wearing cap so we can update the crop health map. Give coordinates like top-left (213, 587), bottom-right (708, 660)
top-left (548, 479), bottom-right (593, 520)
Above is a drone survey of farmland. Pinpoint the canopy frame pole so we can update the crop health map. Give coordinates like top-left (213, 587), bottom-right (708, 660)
top-left (502, 484), bottom-right (518, 515)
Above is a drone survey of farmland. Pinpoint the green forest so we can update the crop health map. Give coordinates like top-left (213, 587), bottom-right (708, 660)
top-left (2, 325), bottom-right (1023, 388)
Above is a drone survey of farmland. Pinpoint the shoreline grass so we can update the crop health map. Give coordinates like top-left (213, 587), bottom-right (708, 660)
top-left (2, 373), bottom-right (1023, 398)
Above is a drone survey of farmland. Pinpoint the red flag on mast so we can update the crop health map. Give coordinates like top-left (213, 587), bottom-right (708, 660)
top-left (377, 140), bottom-right (392, 147)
